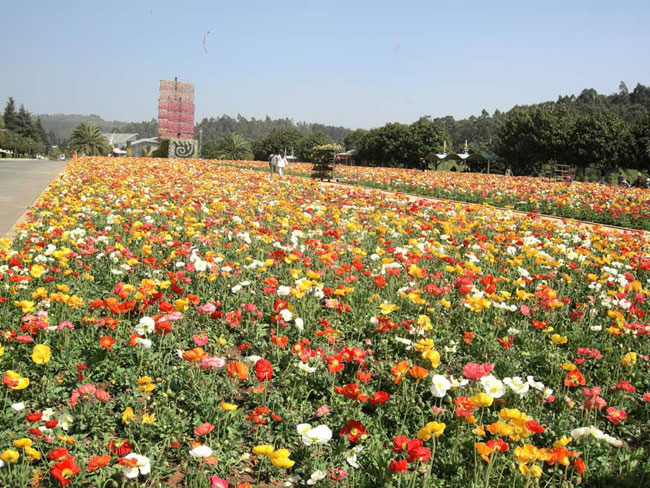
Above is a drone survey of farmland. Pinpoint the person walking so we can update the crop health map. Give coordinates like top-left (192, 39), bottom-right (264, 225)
top-left (268, 151), bottom-right (277, 174)
top-left (275, 149), bottom-right (288, 176)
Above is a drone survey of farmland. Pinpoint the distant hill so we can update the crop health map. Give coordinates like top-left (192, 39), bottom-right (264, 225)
top-left (39, 114), bottom-right (130, 142)
top-left (39, 113), bottom-right (350, 145)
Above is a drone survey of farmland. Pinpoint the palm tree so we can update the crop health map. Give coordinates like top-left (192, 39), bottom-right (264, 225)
top-left (213, 133), bottom-right (253, 160)
top-left (68, 123), bottom-right (110, 156)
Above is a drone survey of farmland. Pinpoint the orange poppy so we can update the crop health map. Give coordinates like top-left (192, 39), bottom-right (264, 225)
top-left (182, 347), bottom-right (208, 362)
top-left (391, 360), bottom-right (409, 384)
top-left (87, 455), bottom-right (111, 472)
top-left (226, 360), bottom-right (249, 381)
top-left (408, 366), bottom-right (429, 382)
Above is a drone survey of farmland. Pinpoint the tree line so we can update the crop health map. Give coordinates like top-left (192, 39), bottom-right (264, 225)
top-left (1, 97), bottom-right (50, 157)
top-left (343, 82), bottom-right (650, 177)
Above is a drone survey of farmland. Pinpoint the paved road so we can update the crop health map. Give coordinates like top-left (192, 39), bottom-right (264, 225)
top-left (0, 159), bottom-right (68, 238)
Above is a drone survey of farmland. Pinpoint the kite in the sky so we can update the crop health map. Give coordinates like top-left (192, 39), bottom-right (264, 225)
top-left (393, 42), bottom-right (401, 55)
top-left (203, 31), bottom-right (210, 53)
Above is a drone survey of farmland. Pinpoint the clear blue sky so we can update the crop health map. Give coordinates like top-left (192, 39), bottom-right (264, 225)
top-left (1, 0), bottom-right (649, 129)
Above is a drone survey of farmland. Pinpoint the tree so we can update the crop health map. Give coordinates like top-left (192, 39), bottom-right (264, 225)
top-left (633, 114), bottom-right (650, 168)
top-left (297, 132), bottom-right (331, 161)
top-left (357, 122), bottom-right (411, 167)
top-left (3, 97), bottom-right (18, 132)
top-left (211, 133), bottom-right (253, 160)
top-left (619, 81), bottom-right (630, 97)
top-left (406, 117), bottom-right (450, 169)
top-left (68, 123), bottom-right (110, 156)
top-left (123, 119), bottom-right (158, 138)
top-left (35, 117), bottom-right (49, 145)
top-left (344, 129), bottom-right (369, 150)
top-left (496, 105), bottom-right (573, 175)
top-left (15, 104), bottom-right (37, 139)
top-left (569, 112), bottom-right (633, 177)
top-left (252, 129), bottom-right (304, 160)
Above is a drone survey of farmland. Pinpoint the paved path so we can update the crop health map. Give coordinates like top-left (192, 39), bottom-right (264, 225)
top-left (0, 159), bottom-right (68, 238)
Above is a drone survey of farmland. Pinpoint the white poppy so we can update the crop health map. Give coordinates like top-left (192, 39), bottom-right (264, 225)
top-left (296, 423), bottom-right (312, 435)
top-left (480, 375), bottom-right (506, 398)
top-left (189, 445), bottom-right (214, 458)
top-left (135, 337), bottom-right (152, 348)
top-left (449, 376), bottom-right (469, 389)
top-left (430, 374), bottom-right (452, 398)
top-left (307, 470), bottom-right (327, 485)
top-left (135, 316), bottom-right (155, 335)
top-left (294, 317), bottom-right (304, 332)
top-left (277, 286), bottom-right (291, 296)
top-left (122, 453), bottom-right (151, 478)
top-left (503, 377), bottom-right (530, 396)
top-left (57, 414), bottom-right (74, 431)
top-left (300, 424), bottom-right (332, 446)
top-left (298, 362), bottom-right (317, 373)
top-left (279, 309), bottom-right (293, 322)
top-left (346, 445), bottom-right (363, 468)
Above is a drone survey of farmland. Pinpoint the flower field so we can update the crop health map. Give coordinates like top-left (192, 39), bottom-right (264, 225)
top-left (220, 160), bottom-right (650, 231)
top-left (1, 157), bottom-right (650, 487)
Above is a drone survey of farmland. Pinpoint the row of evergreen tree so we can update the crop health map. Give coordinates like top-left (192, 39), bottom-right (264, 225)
top-left (1, 97), bottom-right (51, 156)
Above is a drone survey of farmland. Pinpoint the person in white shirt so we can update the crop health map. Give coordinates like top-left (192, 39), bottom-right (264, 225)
top-left (275, 149), bottom-right (288, 176)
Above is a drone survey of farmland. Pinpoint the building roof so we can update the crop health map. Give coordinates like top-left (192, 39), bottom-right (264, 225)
top-left (103, 133), bottom-right (138, 146)
top-left (131, 137), bottom-right (159, 146)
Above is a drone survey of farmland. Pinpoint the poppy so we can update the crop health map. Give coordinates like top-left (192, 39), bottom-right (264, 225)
top-left (50, 456), bottom-right (81, 487)
top-left (87, 455), bottom-right (111, 471)
top-left (226, 361), bottom-right (249, 381)
top-left (99, 336), bottom-right (114, 350)
top-left (254, 359), bottom-right (273, 382)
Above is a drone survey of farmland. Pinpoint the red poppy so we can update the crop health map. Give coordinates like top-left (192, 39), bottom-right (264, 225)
top-left (393, 435), bottom-right (409, 453)
top-left (225, 309), bottom-right (242, 327)
top-left (497, 336), bottom-right (514, 350)
top-left (564, 369), bottom-right (586, 388)
top-left (612, 381), bottom-right (635, 392)
top-left (155, 320), bottom-right (172, 334)
top-left (107, 439), bottom-right (132, 456)
top-left (369, 391), bottom-right (390, 404)
top-left (339, 419), bottom-right (367, 444)
top-left (389, 459), bottom-right (408, 473)
top-left (407, 445), bottom-right (431, 463)
top-left (47, 448), bottom-right (70, 461)
top-left (50, 456), bottom-right (81, 487)
top-left (524, 420), bottom-right (545, 434)
top-left (194, 422), bottom-right (215, 436)
top-left (99, 336), bottom-right (115, 350)
top-left (326, 354), bottom-right (345, 373)
top-left (26, 411), bottom-right (43, 422)
top-left (334, 383), bottom-right (369, 402)
top-left (605, 407), bottom-right (627, 425)
top-left (352, 369), bottom-right (370, 382)
top-left (254, 359), bottom-right (273, 382)
top-left (574, 458), bottom-right (586, 475)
